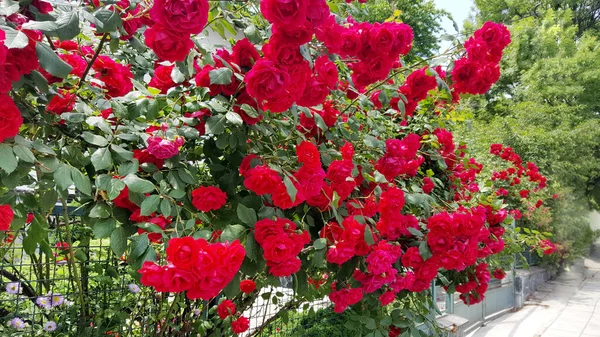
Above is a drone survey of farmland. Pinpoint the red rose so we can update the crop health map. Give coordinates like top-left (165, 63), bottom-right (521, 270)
top-left (422, 177), bottom-right (434, 194)
top-left (231, 316), bottom-right (250, 334)
top-left (244, 59), bottom-right (290, 104)
top-left (92, 56), bottom-right (134, 97)
top-left (150, 0), bottom-right (209, 35)
top-left (243, 165), bottom-right (283, 195)
top-left (139, 261), bottom-right (168, 292)
top-left (272, 21), bottom-right (314, 46)
top-left (260, 0), bottom-right (307, 27)
top-left (266, 257), bottom-right (302, 277)
top-left (401, 247), bottom-right (423, 268)
top-left (144, 25), bottom-right (194, 62)
top-left (232, 38), bottom-right (261, 70)
top-left (271, 181), bottom-right (306, 209)
top-left (113, 187), bottom-right (139, 212)
top-left (297, 78), bottom-right (329, 107)
top-left (133, 149), bottom-right (165, 170)
top-left (474, 22), bottom-right (511, 51)
top-left (253, 219), bottom-right (285, 245)
top-left (314, 56), bottom-right (338, 88)
top-left (378, 291), bottom-right (396, 306)
top-left (162, 266), bottom-right (197, 292)
top-left (369, 22), bottom-right (395, 54)
top-left (262, 233), bottom-right (298, 263)
top-left (62, 53), bottom-right (87, 78)
top-left (493, 268), bottom-right (506, 280)
top-left (191, 186), bottom-right (227, 212)
top-left (217, 299), bottom-right (236, 319)
top-left (166, 237), bottom-right (199, 269)
top-left (0, 204), bottom-right (14, 231)
top-left (149, 65), bottom-right (176, 94)
top-left (239, 280), bottom-right (256, 293)
top-left (0, 94), bottom-right (23, 143)
top-left (306, 0), bottom-right (329, 27)
top-left (46, 89), bottom-right (76, 115)
top-left (262, 35), bottom-right (305, 68)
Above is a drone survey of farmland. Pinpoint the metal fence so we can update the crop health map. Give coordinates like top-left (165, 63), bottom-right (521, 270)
top-left (0, 209), bottom-right (152, 336)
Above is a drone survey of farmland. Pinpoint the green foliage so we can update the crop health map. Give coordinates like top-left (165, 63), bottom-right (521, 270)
top-left (262, 307), bottom-right (356, 337)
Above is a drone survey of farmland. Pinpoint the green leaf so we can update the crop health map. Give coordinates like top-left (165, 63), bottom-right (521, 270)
top-left (12, 144), bottom-right (35, 163)
top-left (0, 144), bottom-right (18, 173)
top-left (237, 204), bottom-right (257, 226)
top-left (169, 190), bottom-right (186, 199)
top-left (223, 273), bottom-right (241, 298)
top-left (74, 249), bottom-right (88, 262)
top-left (123, 174), bottom-right (155, 194)
top-left (82, 132), bottom-right (109, 147)
top-left (70, 168), bottom-right (92, 196)
top-left (245, 233), bottom-right (259, 261)
top-left (240, 103), bottom-right (259, 118)
top-left (221, 224), bottom-right (246, 242)
top-left (364, 225), bottom-right (375, 245)
top-left (140, 195), bottom-right (160, 216)
top-left (93, 218), bottom-right (116, 239)
top-left (130, 234), bottom-right (149, 259)
top-left (36, 42), bottom-right (72, 78)
top-left (89, 203), bottom-right (111, 218)
top-left (243, 24), bottom-right (262, 44)
top-left (108, 179), bottom-right (127, 200)
top-left (94, 9), bottom-right (122, 33)
top-left (86, 116), bottom-right (112, 134)
top-left (91, 147), bottom-right (112, 171)
top-left (208, 68), bottom-right (233, 85)
top-left (30, 70), bottom-right (49, 93)
top-left (110, 227), bottom-right (127, 256)
top-left (3, 28), bottom-right (28, 49)
top-left (160, 198), bottom-right (172, 216)
top-left (205, 115), bottom-right (226, 135)
top-left (313, 112), bottom-right (328, 131)
top-left (283, 175), bottom-right (297, 202)
top-left (54, 165), bottom-right (74, 190)
top-left (364, 135), bottom-right (383, 148)
top-left (22, 21), bottom-right (58, 32)
top-left (419, 242), bottom-right (433, 260)
top-left (313, 238), bottom-right (327, 250)
top-left (110, 144), bottom-right (134, 161)
top-left (225, 111), bottom-right (243, 125)
top-left (55, 11), bottom-right (80, 40)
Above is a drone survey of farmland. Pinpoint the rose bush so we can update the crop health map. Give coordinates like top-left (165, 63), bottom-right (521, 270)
top-left (0, 0), bottom-right (559, 335)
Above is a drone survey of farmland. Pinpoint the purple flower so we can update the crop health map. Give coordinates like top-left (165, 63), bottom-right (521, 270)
top-left (36, 296), bottom-right (52, 310)
top-left (43, 321), bottom-right (57, 332)
top-left (50, 293), bottom-right (64, 307)
top-left (6, 282), bottom-right (20, 294)
top-left (10, 317), bottom-right (25, 330)
top-left (128, 283), bottom-right (141, 293)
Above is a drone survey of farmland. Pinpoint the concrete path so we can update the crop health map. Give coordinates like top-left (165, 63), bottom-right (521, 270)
top-left (470, 239), bottom-right (600, 337)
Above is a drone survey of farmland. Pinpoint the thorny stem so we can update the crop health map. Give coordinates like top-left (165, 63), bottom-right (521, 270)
top-left (77, 33), bottom-right (109, 91)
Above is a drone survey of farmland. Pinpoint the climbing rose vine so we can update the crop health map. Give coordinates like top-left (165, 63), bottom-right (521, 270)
top-left (0, 0), bottom-right (556, 335)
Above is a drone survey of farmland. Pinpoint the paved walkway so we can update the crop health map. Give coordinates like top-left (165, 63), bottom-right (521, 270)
top-left (470, 239), bottom-right (600, 337)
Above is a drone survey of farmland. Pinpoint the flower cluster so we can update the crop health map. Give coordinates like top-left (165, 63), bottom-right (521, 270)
top-left (394, 68), bottom-right (439, 117)
top-left (139, 237), bottom-right (245, 300)
top-left (244, 0), bottom-right (333, 112)
top-left (216, 300), bottom-right (250, 334)
top-left (254, 218), bottom-right (310, 276)
top-left (316, 17), bottom-right (413, 89)
top-left (145, 0), bottom-right (209, 62)
top-left (375, 133), bottom-right (423, 181)
top-left (454, 263), bottom-right (491, 304)
top-left (452, 22), bottom-right (511, 95)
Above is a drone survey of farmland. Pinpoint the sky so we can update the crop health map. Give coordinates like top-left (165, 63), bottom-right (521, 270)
top-left (433, 0), bottom-right (474, 51)
top-left (433, 0), bottom-right (474, 33)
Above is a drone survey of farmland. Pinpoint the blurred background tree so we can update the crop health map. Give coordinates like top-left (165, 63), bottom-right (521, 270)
top-left (454, 0), bottom-right (600, 257)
